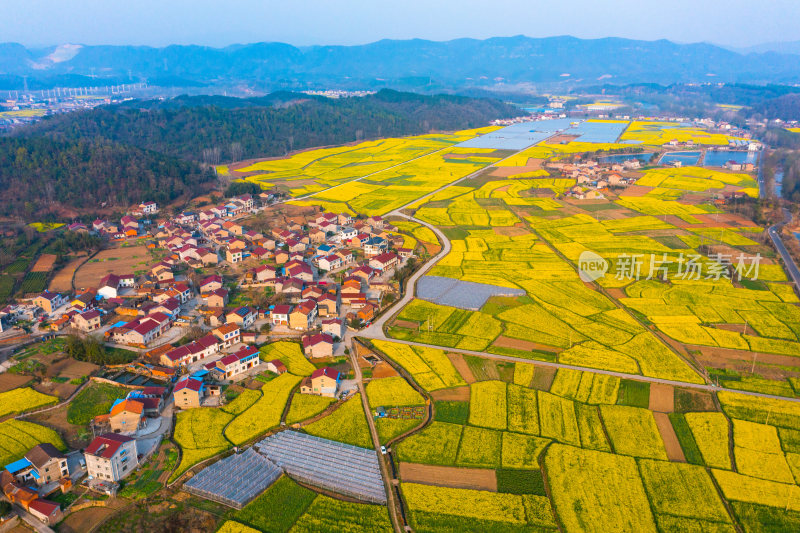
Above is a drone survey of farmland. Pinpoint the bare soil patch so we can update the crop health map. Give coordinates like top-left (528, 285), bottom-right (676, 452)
top-left (59, 506), bottom-right (118, 533)
top-left (714, 323), bottom-right (754, 335)
top-left (49, 256), bottom-right (86, 292)
top-left (493, 226), bottom-right (530, 237)
top-left (47, 358), bottom-right (99, 379)
top-left (34, 380), bottom-right (78, 400)
top-left (0, 373), bottom-right (33, 392)
top-left (31, 253), bottom-right (57, 272)
top-left (392, 319), bottom-right (419, 330)
top-left (492, 336), bottom-right (561, 353)
top-left (430, 386), bottom-right (470, 401)
top-left (74, 246), bottom-right (151, 289)
top-left (649, 383), bottom-right (674, 413)
top-left (446, 352), bottom-right (476, 384)
top-left (653, 412), bottom-right (686, 462)
top-left (399, 462), bottom-right (497, 491)
top-left (692, 345), bottom-right (800, 369)
top-left (619, 184), bottom-right (653, 197)
top-left (371, 362), bottom-right (399, 379)
top-left (491, 162), bottom-right (543, 177)
top-left (606, 288), bottom-right (627, 299)
top-left (28, 403), bottom-right (89, 449)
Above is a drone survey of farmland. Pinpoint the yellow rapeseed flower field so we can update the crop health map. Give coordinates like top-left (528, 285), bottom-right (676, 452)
top-left (0, 387), bottom-right (58, 418)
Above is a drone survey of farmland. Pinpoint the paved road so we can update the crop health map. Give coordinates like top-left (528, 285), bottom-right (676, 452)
top-left (768, 208), bottom-right (800, 292)
top-left (346, 344), bottom-right (403, 533)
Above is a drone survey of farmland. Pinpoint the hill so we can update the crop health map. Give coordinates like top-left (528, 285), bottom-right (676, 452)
top-left (3, 36), bottom-right (800, 90)
top-left (15, 89), bottom-right (523, 162)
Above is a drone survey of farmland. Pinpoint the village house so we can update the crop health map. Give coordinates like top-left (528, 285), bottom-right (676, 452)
top-left (369, 252), bottom-right (399, 273)
top-left (5, 444), bottom-right (69, 488)
top-left (173, 376), bottom-right (205, 408)
top-left (300, 367), bottom-right (340, 397)
top-left (317, 293), bottom-right (338, 317)
top-left (321, 318), bottom-right (345, 339)
top-left (225, 247), bottom-right (243, 264)
top-left (227, 306), bottom-right (257, 329)
top-left (71, 309), bottom-right (102, 332)
top-left (28, 499), bottom-right (64, 526)
top-left (270, 304), bottom-right (292, 326)
top-left (200, 275), bottom-right (223, 293)
top-left (301, 333), bottom-right (335, 358)
top-left (289, 300), bottom-right (317, 330)
top-left (108, 312), bottom-right (171, 346)
top-left (84, 433), bottom-right (139, 482)
top-left (32, 291), bottom-right (67, 314)
top-left (214, 345), bottom-right (260, 380)
top-left (265, 359), bottom-right (287, 375)
top-left (318, 254), bottom-right (342, 271)
top-left (107, 399), bottom-right (145, 434)
top-left (251, 265), bottom-right (276, 283)
top-left (204, 288), bottom-right (229, 308)
top-left (357, 302), bottom-right (379, 323)
top-left (139, 201), bottom-right (158, 215)
top-left (213, 323), bottom-right (241, 348)
top-left (151, 264), bottom-right (174, 282)
top-left (161, 333), bottom-right (219, 367)
top-left (363, 236), bottom-right (388, 256)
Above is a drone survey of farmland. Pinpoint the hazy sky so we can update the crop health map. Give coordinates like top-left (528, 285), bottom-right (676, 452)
top-left (4, 0), bottom-right (800, 48)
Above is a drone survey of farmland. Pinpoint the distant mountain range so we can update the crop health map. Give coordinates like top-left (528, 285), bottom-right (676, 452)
top-left (3, 35), bottom-right (800, 91)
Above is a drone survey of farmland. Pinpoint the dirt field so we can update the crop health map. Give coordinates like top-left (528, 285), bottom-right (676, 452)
top-left (59, 506), bottom-right (118, 533)
top-left (692, 345), bottom-right (800, 368)
top-left (0, 373), bottom-right (33, 392)
top-left (30, 253), bottom-right (57, 272)
top-left (34, 380), bottom-right (79, 400)
top-left (492, 336), bottom-right (561, 353)
top-left (74, 246), bottom-right (151, 289)
top-left (649, 383), bottom-right (674, 413)
top-left (46, 358), bottom-right (99, 379)
top-left (653, 412), bottom-right (687, 462)
top-left (392, 319), bottom-right (419, 330)
top-left (430, 386), bottom-right (470, 401)
top-left (399, 462), bottom-right (497, 491)
top-left (49, 256), bottom-right (87, 292)
top-left (371, 362), bottom-right (399, 378)
top-left (605, 288), bottom-right (627, 299)
top-left (446, 352), bottom-right (476, 383)
top-left (29, 403), bottom-right (90, 449)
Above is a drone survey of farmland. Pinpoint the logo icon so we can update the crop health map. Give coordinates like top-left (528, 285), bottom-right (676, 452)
top-left (578, 251), bottom-right (608, 282)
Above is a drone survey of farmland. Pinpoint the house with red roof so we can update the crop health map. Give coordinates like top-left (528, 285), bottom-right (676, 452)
top-left (173, 376), bottom-right (205, 408)
top-left (84, 433), bottom-right (138, 482)
top-left (28, 498), bottom-right (64, 525)
top-left (300, 367), bottom-right (340, 397)
top-left (265, 359), bottom-right (287, 375)
top-left (301, 333), bottom-right (334, 358)
top-left (270, 304), bottom-right (292, 326)
top-left (200, 274), bottom-right (223, 293)
top-left (214, 345), bottom-right (260, 380)
top-left (369, 252), bottom-right (399, 272)
top-left (160, 333), bottom-right (220, 367)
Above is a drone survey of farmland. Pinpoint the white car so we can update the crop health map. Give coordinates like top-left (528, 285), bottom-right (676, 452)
top-left (380, 446), bottom-right (387, 455)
